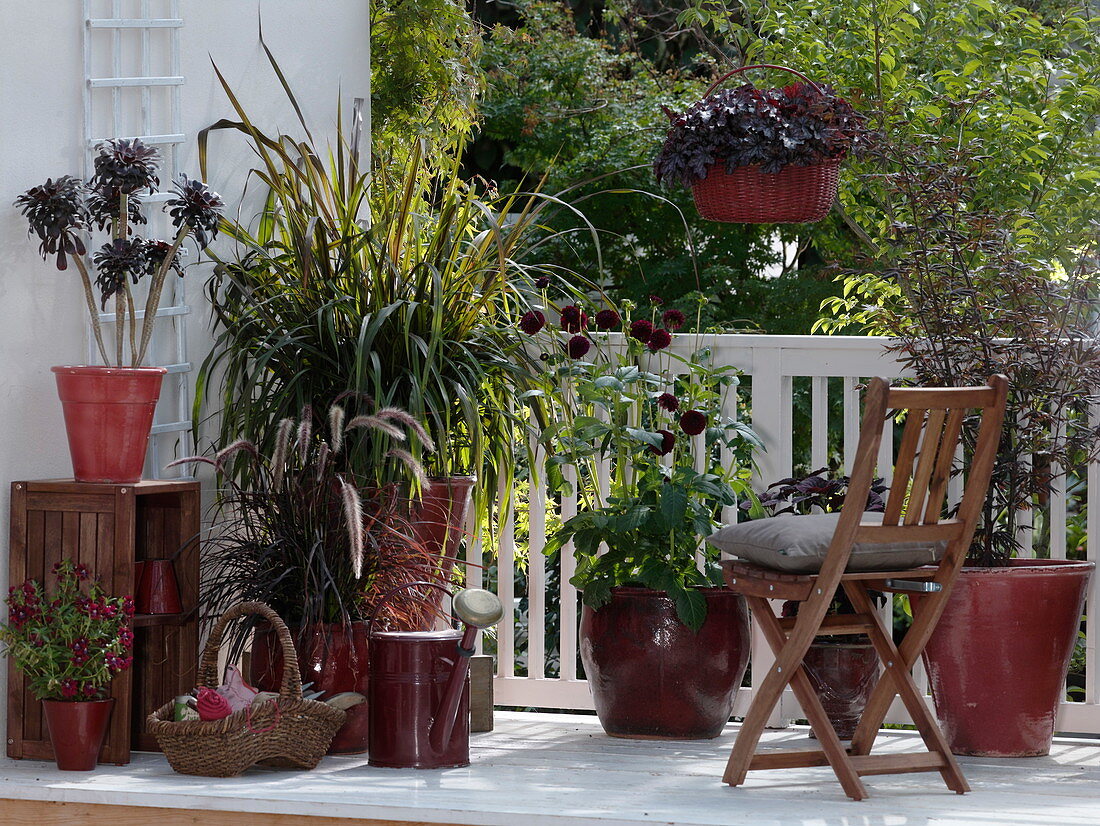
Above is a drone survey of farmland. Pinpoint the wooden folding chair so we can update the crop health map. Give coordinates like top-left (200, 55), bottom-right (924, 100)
top-left (718, 375), bottom-right (1008, 800)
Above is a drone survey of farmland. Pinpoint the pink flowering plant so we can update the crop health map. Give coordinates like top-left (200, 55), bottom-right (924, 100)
top-left (0, 560), bottom-right (134, 701)
top-left (525, 293), bottom-right (760, 629)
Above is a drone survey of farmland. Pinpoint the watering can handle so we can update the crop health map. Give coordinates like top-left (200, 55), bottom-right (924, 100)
top-left (367, 580), bottom-right (455, 635)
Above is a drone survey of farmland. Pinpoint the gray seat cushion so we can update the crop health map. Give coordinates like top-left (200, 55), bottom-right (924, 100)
top-left (706, 511), bottom-right (946, 574)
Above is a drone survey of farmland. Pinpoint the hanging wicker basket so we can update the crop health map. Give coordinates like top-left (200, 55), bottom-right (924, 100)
top-left (678, 64), bottom-right (842, 225)
top-left (147, 601), bottom-right (346, 777)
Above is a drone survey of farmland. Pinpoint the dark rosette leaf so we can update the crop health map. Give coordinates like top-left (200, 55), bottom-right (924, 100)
top-left (167, 174), bottom-right (224, 248)
top-left (594, 308), bottom-right (621, 331)
top-left (647, 328), bottom-right (673, 351)
top-left (91, 138), bottom-right (160, 194)
top-left (566, 334), bottom-right (591, 359)
top-left (93, 237), bottom-right (148, 309)
top-left (657, 392), bottom-right (680, 412)
top-left (654, 82), bottom-right (867, 187)
top-left (559, 304), bottom-right (589, 333)
top-left (86, 186), bottom-right (146, 233)
top-left (629, 318), bottom-right (654, 343)
top-left (648, 429), bottom-right (676, 456)
top-left (518, 309), bottom-right (546, 335)
top-left (534, 275), bottom-right (550, 289)
top-left (145, 239), bottom-right (184, 278)
top-left (661, 308), bottom-right (686, 331)
top-left (679, 409), bottom-right (708, 436)
top-left (14, 176), bottom-right (89, 270)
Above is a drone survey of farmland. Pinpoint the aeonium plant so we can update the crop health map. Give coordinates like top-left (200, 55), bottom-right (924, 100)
top-left (0, 560), bottom-right (135, 701)
top-left (15, 138), bottom-right (223, 367)
top-left (528, 294), bottom-right (761, 630)
top-left (654, 81), bottom-right (867, 188)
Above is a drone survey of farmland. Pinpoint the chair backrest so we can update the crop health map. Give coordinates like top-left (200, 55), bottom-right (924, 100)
top-left (825, 376), bottom-right (1008, 573)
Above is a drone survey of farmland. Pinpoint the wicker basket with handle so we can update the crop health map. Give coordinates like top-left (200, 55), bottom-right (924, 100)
top-left (678, 64), bottom-right (842, 224)
top-left (147, 601), bottom-right (346, 777)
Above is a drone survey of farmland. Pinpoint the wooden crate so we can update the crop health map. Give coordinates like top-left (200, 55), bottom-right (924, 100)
top-left (7, 479), bottom-right (200, 765)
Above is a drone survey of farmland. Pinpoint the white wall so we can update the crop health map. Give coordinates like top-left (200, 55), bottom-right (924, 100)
top-left (0, 0), bottom-right (369, 735)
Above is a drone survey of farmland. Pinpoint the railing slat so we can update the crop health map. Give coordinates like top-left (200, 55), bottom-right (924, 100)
top-left (811, 376), bottom-right (828, 471)
top-left (559, 465), bottom-right (579, 682)
top-left (496, 475), bottom-right (516, 678)
top-left (527, 437), bottom-right (547, 679)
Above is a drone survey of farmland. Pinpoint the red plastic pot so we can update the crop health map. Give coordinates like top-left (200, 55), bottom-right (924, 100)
top-left (803, 640), bottom-right (879, 740)
top-left (136, 559), bottom-right (182, 615)
top-left (52, 365), bottom-right (166, 483)
top-left (411, 476), bottom-right (475, 579)
top-left (918, 559), bottom-right (1093, 756)
top-left (580, 586), bottom-right (750, 739)
top-left (251, 621), bottom-right (370, 754)
top-left (42, 698), bottom-right (115, 770)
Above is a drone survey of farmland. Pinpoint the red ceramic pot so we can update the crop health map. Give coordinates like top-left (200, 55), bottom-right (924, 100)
top-left (251, 621), bottom-right (370, 754)
top-left (803, 640), bottom-right (879, 740)
top-left (42, 698), bottom-right (115, 771)
top-left (136, 559), bottom-right (182, 615)
top-left (918, 559), bottom-right (1093, 756)
top-left (580, 586), bottom-right (750, 739)
top-left (411, 476), bottom-right (475, 579)
top-left (52, 365), bottom-right (166, 483)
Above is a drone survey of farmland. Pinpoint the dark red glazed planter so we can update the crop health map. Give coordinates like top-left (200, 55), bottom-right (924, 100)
top-left (42, 698), bottom-right (115, 771)
top-left (580, 587), bottom-right (750, 739)
top-left (251, 621), bottom-right (370, 754)
top-left (918, 559), bottom-right (1093, 757)
top-left (52, 365), bottom-right (166, 483)
top-left (803, 640), bottom-right (878, 740)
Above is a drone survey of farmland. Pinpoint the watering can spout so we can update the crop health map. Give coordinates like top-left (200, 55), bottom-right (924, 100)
top-left (428, 588), bottom-right (504, 752)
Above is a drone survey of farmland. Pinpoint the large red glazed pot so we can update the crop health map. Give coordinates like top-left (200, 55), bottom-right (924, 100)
top-left (251, 622), bottom-right (370, 754)
top-left (51, 365), bottom-right (166, 483)
top-left (580, 586), bottom-right (750, 739)
top-left (918, 559), bottom-right (1093, 757)
top-left (803, 640), bottom-right (879, 740)
top-left (42, 698), bottom-right (115, 771)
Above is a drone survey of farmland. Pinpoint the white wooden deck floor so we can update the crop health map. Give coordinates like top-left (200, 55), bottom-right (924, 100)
top-left (2, 711), bottom-right (1100, 825)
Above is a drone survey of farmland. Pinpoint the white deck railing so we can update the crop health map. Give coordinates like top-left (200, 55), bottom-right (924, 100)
top-left (473, 334), bottom-right (1100, 733)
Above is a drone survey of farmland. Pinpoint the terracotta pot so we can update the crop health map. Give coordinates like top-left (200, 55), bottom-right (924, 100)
top-left (918, 559), bottom-right (1093, 756)
top-left (42, 698), bottom-right (115, 771)
top-left (51, 365), bottom-right (166, 483)
top-left (803, 639), bottom-right (879, 740)
top-left (411, 476), bottom-right (475, 580)
top-left (251, 621), bottom-right (370, 754)
top-left (136, 559), bottom-right (182, 615)
top-left (580, 586), bottom-right (750, 739)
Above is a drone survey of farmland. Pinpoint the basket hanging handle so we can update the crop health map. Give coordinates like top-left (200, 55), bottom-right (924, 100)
top-left (663, 64), bottom-right (825, 121)
top-left (198, 601), bottom-right (303, 701)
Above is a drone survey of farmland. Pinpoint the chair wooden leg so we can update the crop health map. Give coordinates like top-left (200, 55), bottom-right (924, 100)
top-left (844, 584), bottom-right (969, 794)
top-left (748, 597), bottom-right (869, 801)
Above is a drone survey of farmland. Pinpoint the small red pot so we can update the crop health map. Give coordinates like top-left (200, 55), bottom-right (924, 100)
top-left (52, 365), bottom-right (166, 483)
top-left (580, 586), bottom-right (750, 739)
top-left (42, 698), bottom-right (115, 771)
top-left (136, 559), bottom-right (182, 615)
top-left (918, 559), bottom-right (1093, 756)
top-left (251, 621), bottom-right (370, 754)
top-left (803, 640), bottom-right (879, 740)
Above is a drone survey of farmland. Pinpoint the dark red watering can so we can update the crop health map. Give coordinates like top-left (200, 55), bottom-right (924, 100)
top-left (368, 582), bottom-right (503, 769)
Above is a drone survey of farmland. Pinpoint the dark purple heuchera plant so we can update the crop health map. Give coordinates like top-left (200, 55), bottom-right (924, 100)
top-left (746, 466), bottom-right (888, 516)
top-left (14, 139), bottom-right (223, 367)
top-left (654, 82), bottom-right (867, 188)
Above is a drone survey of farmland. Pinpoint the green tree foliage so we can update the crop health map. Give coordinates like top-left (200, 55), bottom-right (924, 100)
top-left (672, 0), bottom-right (1100, 330)
top-left (474, 0), bottom-right (844, 333)
top-left (371, 0), bottom-right (483, 158)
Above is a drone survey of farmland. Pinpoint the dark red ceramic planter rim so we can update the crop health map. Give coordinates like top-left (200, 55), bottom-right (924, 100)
top-left (960, 558), bottom-right (1094, 574)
